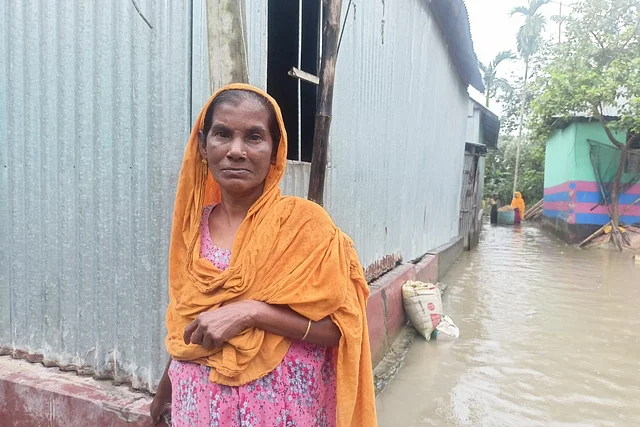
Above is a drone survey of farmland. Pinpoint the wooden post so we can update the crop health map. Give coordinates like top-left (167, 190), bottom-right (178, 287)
top-left (206, 0), bottom-right (249, 91)
top-left (308, 0), bottom-right (344, 206)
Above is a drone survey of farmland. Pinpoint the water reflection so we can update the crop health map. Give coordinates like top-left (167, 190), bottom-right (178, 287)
top-left (376, 224), bottom-right (640, 427)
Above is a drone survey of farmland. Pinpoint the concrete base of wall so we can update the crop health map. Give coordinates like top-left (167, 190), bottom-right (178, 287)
top-left (372, 326), bottom-right (417, 396)
top-left (367, 264), bottom-right (416, 366)
top-left (428, 235), bottom-right (463, 279)
top-left (0, 236), bottom-right (464, 426)
top-left (367, 235), bottom-right (462, 365)
top-left (0, 357), bottom-right (168, 427)
top-left (543, 216), bottom-right (600, 244)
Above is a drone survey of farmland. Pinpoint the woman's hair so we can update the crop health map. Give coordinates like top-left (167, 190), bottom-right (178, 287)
top-left (202, 90), bottom-right (282, 150)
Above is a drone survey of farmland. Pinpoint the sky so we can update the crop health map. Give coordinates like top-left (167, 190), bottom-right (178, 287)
top-left (464, 0), bottom-right (574, 112)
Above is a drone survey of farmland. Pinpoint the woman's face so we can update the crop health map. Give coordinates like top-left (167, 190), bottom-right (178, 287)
top-left (200, 98), bottom-right (276, 197)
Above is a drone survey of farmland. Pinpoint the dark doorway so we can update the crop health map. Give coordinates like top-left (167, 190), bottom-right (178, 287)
top-left (267, 0), bottom-right (320, 162)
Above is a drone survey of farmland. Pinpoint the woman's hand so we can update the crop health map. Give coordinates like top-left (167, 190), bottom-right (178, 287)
top-left (184, 300), bottom-right (259, 349)
top-left (150, 361), bottom-right (172, 425)
top-left (150, 391), bottom-right (170, 425)
top-left (184, 300), bottom-right (342, 349)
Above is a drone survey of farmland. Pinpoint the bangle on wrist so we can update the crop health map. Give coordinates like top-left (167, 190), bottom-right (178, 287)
top-left (301, 319), bottom-right (312, 341)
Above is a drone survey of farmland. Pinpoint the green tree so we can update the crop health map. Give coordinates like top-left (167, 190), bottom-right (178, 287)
top-left (485, 134), bottom-right (545, 207)
top-left (496, 43), bottom-right (551, 134)
top-left (511, 0), bottom-right (549, 194)
top-left (532, 0), bottom-right (640, 249)
top-left (479, 51), bottom-right (516, 108)
top-left (487, 47), bottom-right (550, 207)
top-left (484, 136), bottom-right (515, 204)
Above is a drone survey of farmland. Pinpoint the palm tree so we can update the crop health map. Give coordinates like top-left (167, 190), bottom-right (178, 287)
top-left (479, 50), bottom-right (516, 108)
top-left (511, 0), bottom-right (548, 194)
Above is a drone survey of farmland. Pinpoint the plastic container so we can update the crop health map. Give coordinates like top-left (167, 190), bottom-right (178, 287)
top-left (497, 210), bottom-right (515, 225)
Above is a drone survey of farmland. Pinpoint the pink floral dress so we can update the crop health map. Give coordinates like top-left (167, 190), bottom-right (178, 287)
top-left (169, 204), bottom-right (337, 427)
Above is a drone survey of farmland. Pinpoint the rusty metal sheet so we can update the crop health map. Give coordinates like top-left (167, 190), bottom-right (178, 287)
top-left (364, 253), bottom-right (404, 283)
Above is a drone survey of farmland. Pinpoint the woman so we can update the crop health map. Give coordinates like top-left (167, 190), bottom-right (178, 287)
top-left (489, 194), bottom-right (500, 225)
top-left (511, 191), bottom-right (526, 225)
top-left (150, 84), bottom-right (377, 427)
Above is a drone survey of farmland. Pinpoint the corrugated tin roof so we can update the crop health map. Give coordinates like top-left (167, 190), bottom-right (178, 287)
top-left (565, 98), bottom-right (626, 120)
top-left (550, 103), bottom-right (623, 130)
top-left (471, 99), bottom-right (500, 148)
top-left (571, 105), bottom-right (620, 119)
top-left (429, 0), bottom-right (485, 92)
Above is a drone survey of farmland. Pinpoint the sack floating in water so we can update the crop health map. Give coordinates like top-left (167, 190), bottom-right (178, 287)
top-left (402, 281), bottom-right (443, 340)
top-left (402, 281), bottom-right (459, 341)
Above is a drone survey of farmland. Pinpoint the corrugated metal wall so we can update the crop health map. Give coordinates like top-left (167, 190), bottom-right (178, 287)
top-left (1, 0), bottom-right (471, 390)
top-left (323, 0), bottom-right (468, 268)
top-left (243, 1), bottom-right (468, 268)
top-left (280, 162), bottom-right (311, 198)
top-left (466, 101), bottom-right (482, 144)
top-left (0, 0), bottom-right (194, 391)
top-left (245, 0), bottom-right (268, 91)
top-left (192, 0), bottom-right (212, 121)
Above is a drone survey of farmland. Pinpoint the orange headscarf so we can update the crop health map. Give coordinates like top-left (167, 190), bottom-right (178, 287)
top-left (511, 191), bottom-right (526, 214)
top-left (165, 84), bottom-right (377, 426)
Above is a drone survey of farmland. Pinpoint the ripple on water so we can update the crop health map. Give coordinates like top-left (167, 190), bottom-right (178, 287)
top-left (376, 224), bottom-right (640, 427)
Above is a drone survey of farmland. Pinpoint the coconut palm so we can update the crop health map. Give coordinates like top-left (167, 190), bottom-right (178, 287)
top-left (512, 0), bottom-right (549, 65)
top-left (511, 0), bottom-right (549, 193)
top-left (479, 50), bottom-right (516, 108)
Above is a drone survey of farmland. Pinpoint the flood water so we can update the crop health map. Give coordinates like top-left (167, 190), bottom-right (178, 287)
top-left (376, 224), bottom-right (640, 427)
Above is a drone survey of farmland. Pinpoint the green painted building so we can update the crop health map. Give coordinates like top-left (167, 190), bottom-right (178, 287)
top-left (544, 119), bottom-right (640, 242)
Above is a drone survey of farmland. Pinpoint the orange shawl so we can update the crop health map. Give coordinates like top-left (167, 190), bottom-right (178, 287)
top-left (511, 191), bottom-right (526, 214)
top-left (165, 84), bottom-right (377, 426)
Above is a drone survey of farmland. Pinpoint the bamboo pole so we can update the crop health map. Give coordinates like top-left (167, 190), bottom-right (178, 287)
top-left (579, 195), bottom-right (640, 247)
top-left (523, 201), bottom-right (542, 220)
top-left (580, 150), bottom-right (617, 247)
top-left (526, 199), bottom-right (543, 213)
top-left (580, 148), bottom-right (637, 248)
top-left (530, 206), bottom-right (543, 220)
top-left (524, 199), bottom-right (543, 220)
top-left (578, 223), bottom-right (610, 248)
top-left (308, 0), bottom-right (344, 206)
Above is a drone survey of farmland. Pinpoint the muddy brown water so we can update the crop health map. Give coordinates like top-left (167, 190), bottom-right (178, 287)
top-left (376, 224), bottom-right (640, 427)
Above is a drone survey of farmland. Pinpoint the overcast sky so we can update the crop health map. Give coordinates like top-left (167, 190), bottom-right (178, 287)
top-left (465, 0), bottom-right (574, 111)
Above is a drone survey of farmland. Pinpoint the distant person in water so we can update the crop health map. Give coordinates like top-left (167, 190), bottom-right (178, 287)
top-left (511, 192), bottom-right (525, 225)
top-left (489, 194), bottom-right (500, 225)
